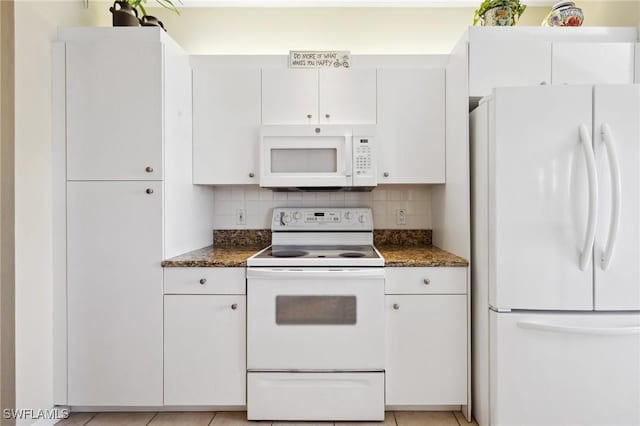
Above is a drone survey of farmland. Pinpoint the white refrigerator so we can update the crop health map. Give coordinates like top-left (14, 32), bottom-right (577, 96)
top-left (470, 85), bottom-right (640, 426)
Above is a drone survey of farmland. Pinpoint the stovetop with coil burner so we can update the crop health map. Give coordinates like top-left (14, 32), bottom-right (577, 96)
top-left (247, 208), bottom-right (385, 267)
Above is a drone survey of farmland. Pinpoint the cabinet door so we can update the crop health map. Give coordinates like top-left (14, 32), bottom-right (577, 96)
top-left (594, 85), bottom-right (640, 311)
top-left (377, 68), bottom-right (445, 183)
top-left (552, 43), bottom-right (635, 85)
top-left (67, 181), bottom-right (163, 405)
top-left (319, 69), bottom-right (377, 124)
top-left (469, 40), bottom-right (551, 97)
top-left (66, 41), bottom-right (163, 180)
top-left (262, 69), bottom-right (318, 124)
top-left (164, 295), bottom-right (246, 405)
top-left (386, 295), bottom-right (467, 405)
top-left (193, 68), bottom-right (261, 184)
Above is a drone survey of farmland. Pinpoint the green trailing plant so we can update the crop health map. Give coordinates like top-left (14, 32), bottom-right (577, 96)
top-left (473, 0), bottom-right (527, 25)
top-left (127, 0), bottom-right (181, 16)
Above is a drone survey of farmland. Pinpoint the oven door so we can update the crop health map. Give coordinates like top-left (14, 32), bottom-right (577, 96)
top-left (247, 268), bottom-right (385, 370)
top-left (260, 126), bottom-right (353, 188)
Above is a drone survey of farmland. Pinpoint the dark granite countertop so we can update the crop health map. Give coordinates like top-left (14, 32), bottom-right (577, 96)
top-left (162, 244), bottom-right (468, 268)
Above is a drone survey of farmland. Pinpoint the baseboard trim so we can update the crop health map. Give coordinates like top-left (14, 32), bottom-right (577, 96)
top-left (385, 405), bottom-right (462, 411)
top-left (69, 405), bottom-right (246, 412)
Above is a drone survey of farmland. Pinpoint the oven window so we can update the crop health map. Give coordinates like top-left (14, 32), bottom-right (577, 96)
top-left (271, 149), bottom-right (338, 173)
top-left (275, 295), bottom-right (356, 325)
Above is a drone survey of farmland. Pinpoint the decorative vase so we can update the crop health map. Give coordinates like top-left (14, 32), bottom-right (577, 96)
top-left (482, 5), bottom-right (514, 26)
top-left (542, 1), bottom-right (584, 26)
top-left (109, 1), bottom-right (140, 27)
top-left (140, 15), bottom-right (166, 31)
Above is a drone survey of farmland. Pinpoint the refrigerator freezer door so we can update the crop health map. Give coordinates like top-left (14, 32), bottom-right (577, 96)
top-left (490, 310), bottom-right (640, 426)
top-left (594, 85), bottom-right (640, 311)
top-left (490, 86), bottom-right (594, 311)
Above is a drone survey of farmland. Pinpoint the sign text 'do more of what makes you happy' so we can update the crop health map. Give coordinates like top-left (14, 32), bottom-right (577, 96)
top-left (289, 51), bottom-right (351, 69)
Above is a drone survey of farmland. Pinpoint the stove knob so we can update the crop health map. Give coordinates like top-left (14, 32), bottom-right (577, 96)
top-left (344, 211), bottom-right (353, 220)
top-left (283, 214), bottom-right (292, 224)
top-left (358, 214), bottom-right (366, 224)
top-left (293, 211), bottom-right (302, 220)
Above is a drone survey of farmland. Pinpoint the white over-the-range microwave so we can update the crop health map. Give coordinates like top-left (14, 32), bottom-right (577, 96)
top-left (259, 125), bottom-right (377, 191)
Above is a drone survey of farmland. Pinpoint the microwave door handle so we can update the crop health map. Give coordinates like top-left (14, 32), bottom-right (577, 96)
top-left (344, 135), bottom-right (353, 179)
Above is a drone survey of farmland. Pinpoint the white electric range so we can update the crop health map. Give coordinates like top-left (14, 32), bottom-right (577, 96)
top-left (246, 208), bottom-right (385, 421)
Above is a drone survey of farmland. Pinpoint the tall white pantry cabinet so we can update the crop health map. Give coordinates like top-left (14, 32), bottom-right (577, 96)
top-left (53, 28), bottom-right (213, 406)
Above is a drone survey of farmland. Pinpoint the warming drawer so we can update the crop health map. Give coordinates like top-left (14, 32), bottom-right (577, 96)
top-left (247, 372), bottom-right (385, 421)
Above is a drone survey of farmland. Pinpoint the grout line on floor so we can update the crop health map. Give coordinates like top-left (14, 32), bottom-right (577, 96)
top-left (146, 412), bottom-right (159, 425)
top-left (82, 413), bottom-right (97, 426)
top-left (392, 411), bottom-right (398, 426)
top-left (207, 411), bottom-right (217, 426)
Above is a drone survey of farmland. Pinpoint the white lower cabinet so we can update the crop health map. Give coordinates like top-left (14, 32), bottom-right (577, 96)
top-left (67, 181), bottom-right (163, 406)
top-left (385, 267), bottom-right (467, 406)
top-left (164, 293), bottom-right (246, 406)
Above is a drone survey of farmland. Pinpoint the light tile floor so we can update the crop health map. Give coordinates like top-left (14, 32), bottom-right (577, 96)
top-left (57, 411), bottom-right (479, 426)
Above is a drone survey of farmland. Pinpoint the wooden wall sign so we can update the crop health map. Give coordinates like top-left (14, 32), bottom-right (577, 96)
top-left (289, 51), bottom-right (351, 69)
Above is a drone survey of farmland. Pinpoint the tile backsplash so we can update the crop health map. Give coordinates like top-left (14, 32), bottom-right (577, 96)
top-left (211, 185), bottom-right (432, 229)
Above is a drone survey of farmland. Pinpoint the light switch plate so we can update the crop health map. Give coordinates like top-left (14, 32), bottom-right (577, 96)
top-left (396, 209), bottom-right (406, 226)
top-left (236, 209), bottom-right (246, 225)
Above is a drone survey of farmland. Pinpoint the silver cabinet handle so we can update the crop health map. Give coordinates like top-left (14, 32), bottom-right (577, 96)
top-left (145, 188), bottom-right (154, 194)
top-left (249, 172), bottom-right (255, 178)
top-left (540, 81), bottom-right (548, 86)
top-left (199, 278), bottom-right (206, 285)
top-left (393, 303), bottom-right (400, 310)
top-left (145, 166), bottom-right (154, 173)
top-left (383, 172), bottom-right (389, 177)
top-left (423, 278), bottom-right (431, 285)
top-left (231, 303), bottom-right (238, 310)
top-left (307, 114), bottom-right (312, 119)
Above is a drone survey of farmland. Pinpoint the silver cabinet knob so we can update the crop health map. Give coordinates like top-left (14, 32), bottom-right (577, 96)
top-left (145, 188), bottom-right (154, 194)
top-left (307, 114), bottom-right (312, 119)
top-left (315, 127), bottom-right (321, 134)
top-left (423, 278), bottom-right (431, 285)
top-left (199, 278), bottom-right (207, 285)
top-left (540, 81), bottom-right (548, 86)
top-left (383, 172), bottom-right (389, 177)
top-left (393, 303), bottom-right (400, 310)
top-left (145, 166), bottom-right (154, 173)
top-left (249, 172), bottom-right (255, 178)
top-left (231, 303), bottom-right (238, 310)
top-left (325, 113), bottom-right (330, 119)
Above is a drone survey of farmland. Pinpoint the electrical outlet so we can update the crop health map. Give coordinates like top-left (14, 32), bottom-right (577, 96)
top-left (396, 209), bottom-right (406, 226)
top-left (236, 209), bottom-right (246, 225)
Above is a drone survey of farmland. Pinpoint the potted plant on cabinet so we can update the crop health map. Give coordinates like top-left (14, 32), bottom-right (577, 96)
top-left (110, 0), bottom-right (181, 30)
top-left (473, 0), bottom-right (527, 26)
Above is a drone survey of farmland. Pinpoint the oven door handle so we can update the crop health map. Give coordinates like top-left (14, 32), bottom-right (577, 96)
top-left (247, 268), bottom-right (385, 280)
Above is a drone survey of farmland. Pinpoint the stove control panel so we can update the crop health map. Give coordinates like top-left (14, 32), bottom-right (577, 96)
top-left (272, 208), bottom-right (373, 231)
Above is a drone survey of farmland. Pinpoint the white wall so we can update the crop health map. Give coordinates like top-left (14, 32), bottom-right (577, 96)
top-left (89, 2), bottom-right (640, 55)
top-left (14, 2), bottom-right (98, 424)
top-left (211, 185), bottom-right (432, 229)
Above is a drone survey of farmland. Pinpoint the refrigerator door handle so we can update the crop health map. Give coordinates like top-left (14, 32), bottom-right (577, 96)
top-left (579, 124), bottom-right (598, 271)
top-left (517, 320), bottom-right (640, 336)
top-left (600, 123), bottom-right (622, 271)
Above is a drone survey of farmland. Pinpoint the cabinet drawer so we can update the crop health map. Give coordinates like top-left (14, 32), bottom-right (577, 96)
top-left (164, 267), bottom-right (245, 294)
top-left (385, 267), bottom-right (466, 294)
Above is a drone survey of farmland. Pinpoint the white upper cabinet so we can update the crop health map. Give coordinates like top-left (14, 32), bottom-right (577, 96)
top-left (262, 68), bottom-right (377, 125)
top-left (552, 43), bottom-right (635, 85)
top-left (66, 41), bottom-right (163, 181)
top-left (262, 69), bottom-right (319, 124)
top-left (193, 68), bottom-right (261, 184)
top-left (466, 28), bottom-right (638, 97)
top-left (377, 68), bottom-right (445, 183)
top-left (469, 40), bottom-right (552, 97)
top-left (319, 69), bottom-right (377, 124)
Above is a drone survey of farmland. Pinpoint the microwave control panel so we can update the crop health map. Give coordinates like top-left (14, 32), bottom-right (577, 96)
top-left (354, 137), bottom-right (374, 177)
top-left (352, 136), bottom-right (376, 187)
